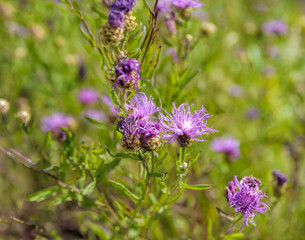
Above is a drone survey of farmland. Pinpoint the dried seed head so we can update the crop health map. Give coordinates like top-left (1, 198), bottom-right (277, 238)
top-left (201, 22), bottom-right (217, 36)
top-left (142, 135), bottom-right (162, 152)
top-left (99, 23), bottom-right (124, 46)
top-left (0, 98), bottom-right (10, 114)
top-left (16, 110), bottom-right (31, 125)
top-left (122, 134), bottom-right (141, 151)
top-left (124, 11), bottom-right (137, 31)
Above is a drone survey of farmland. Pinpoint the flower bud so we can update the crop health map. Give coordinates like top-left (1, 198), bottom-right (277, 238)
top-left (0, 98), bottom-right (10, 114)
top-left (201, 22), bottom-right (217, 36)
top-left (272, 170), bottom-right (287, 197)
top-left (16, 110), bottom-right (31, 125)
top-left (124, 11), bottom-right (137, 31)
top-left (99, 23), bottom-right (124, 46)
top-left (182, 162), bottom-right (188, 170)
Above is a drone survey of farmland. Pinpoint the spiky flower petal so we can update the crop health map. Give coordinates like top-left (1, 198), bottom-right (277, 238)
top-left (226, 176), bottom-right (269, 231)
top-left (160, 103), bottom-right (215, 147)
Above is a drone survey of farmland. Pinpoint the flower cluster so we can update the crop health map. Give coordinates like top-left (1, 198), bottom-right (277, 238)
top-left (99, 0), bottom-right (137, 45)
top-left (117, 94), bottom-right (215, 150)
top-left (41, 113), bottom-right (74, 142)
top-left (108, 0), bottom-right (136, 28)
top-left (226, 176), bottom-right (269, 231)
top-left (113, 58), bottom-right (140, 90)
top-left (210, 136), bottom-right (240, 161)
top-left (160, 103), bottom-right (215, 147)
top-left (117, 93), bottom-right (162, 151)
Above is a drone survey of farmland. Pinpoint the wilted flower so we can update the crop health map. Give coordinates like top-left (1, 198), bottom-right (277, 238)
top-left (262, 20), bottom-right (287, 35)
top-left (201, 21), bottom-right (217, 36)
top-left (226, 176), bottom-right (269, 231)
top-left (114, 58), bottom-right (140, 89)
top-left (160, 103), bottom-right (215, 147)
top-left (78, 88), bottom-right (99, 104)
top-left (272, 170), bottom-right (288, 197)
top-left (211, 136), bottom-right (240, 161)
top-left (16, 110), bottom-right (31, 125)
top-left (41, 113), bottom-right (72, 132)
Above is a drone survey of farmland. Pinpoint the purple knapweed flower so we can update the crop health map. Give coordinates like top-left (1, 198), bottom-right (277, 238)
top-left (210, 136), bottom-right (240, 161)
top-left (41, 113), bottom-right (71, 132)
top-left (157, 0), bottom-right (170, 12)
top-left (272, 170), bottom-right (287, 197)
top-left (245, 107), bottom-right (261, 120)
top-left (110, 0), bottom-right (135, 13)
top-left (117, 93), bottom-right (162, 151)
top-left (78, 88), bottom-right (99, 104)
top-left (108, 0), bottom-right (136, 28)
top-left (226, 176), bottom-right (269, 231)
top-left (262, 20), bottom-right (287, 35)
top-left (108, 9), bottom-right (126, 28)
top-left (114, 58), bottom-right (140, 89)
top-left (272, 170), bottom-right (287, 186)
top-left (229, 84), bottom-right (243, 98)
top-left (169, 0), bottom-right (203, 10)
top-left (124, 93), bottom-right (160, 119)
top-left (160, 103), bottom-right (215, 147)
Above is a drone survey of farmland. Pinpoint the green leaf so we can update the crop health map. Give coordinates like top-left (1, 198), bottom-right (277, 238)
top-left (27, 186), bottom-right (60, 202)
top-left (190, 152), bottom-right (201, 167)
top-left (108, 180), bottom-right (140, 203)
top-left (85, 116), bottom-right (107, 128)
top-left (82, 180), bottom-right (96, 195)
top-left (44, 131), bottom-right (52, 149)
top-left (223, 232), bottom-right (244, 240)
top-left (183, 184), bottom-right (212, 190)
top-left (96, 158), bottom-right (121, 182)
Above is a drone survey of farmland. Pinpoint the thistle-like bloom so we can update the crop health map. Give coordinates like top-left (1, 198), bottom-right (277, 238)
top-left (78, 88), bottom-right (99, 104)
top-left (117, 93), bottom-right (162, 151)
top-left (114, 58), bottom-right (140, 89)
top-left (262, 20), bottom-right (287, 35)
top-left (226, 176), bottom-right (269, 231)
top-left (108, 0), bottom-right (136, 28)
top-left (160, 103), bottom-right (215, 147)
top-left (169, 0), bottom-right (203, 10)
top-left (211, 136), bottom-right (240, 161)
top-left (124, 93), bottom-right (159, 119)
top-left (41, 113), bottom-right (72, 132)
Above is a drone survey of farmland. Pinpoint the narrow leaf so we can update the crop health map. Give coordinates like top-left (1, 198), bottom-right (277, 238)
top-left (108, 180), bottom-right (140, 203)
top-left (183, 184), bottom-right (212, 190)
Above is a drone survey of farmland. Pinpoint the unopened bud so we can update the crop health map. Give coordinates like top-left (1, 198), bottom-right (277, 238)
top-left (201, 22), bottom-right (217, 36)
top-left (185, 34), bottom-right (193, 42)
top-left (272, 170), bottom-right (287, 197)
top-left (182, 162), bottom-right (188, 170)
top-left (0, 98), bottom-right (10, 114)
top-left (16, 110), bottom-right (31, 125)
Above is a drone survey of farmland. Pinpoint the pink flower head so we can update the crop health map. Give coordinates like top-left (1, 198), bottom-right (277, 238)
top-left (226, 176), bottom-right (269, 231)
top-left (160, 103), bottom-right (216, 147)
top-left (78, 88), bottom-right (99, 104)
